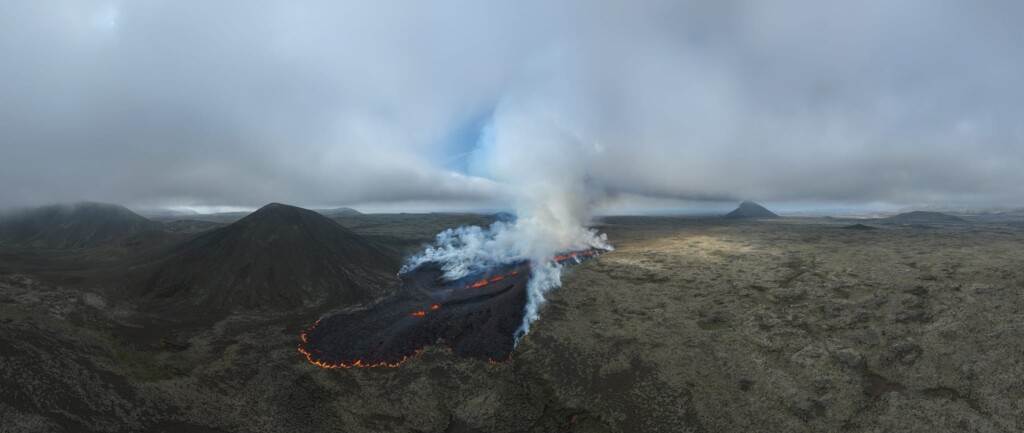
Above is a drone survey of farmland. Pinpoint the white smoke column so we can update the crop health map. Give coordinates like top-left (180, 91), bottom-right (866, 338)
top-left (514, 261), bottom-right (562, 341)
top-left (487, 98), bottom-right (610, 342)
top-left (400, 220), bottom-right (608, 281)
top-left (400, 202), bottom-right (609, 344)
top-left (404, 46), bottom-right (613, 343)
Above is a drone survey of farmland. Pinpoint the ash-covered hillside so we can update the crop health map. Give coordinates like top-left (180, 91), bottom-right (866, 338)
top-left (0, 202), bottom-right (161, 250)
top-left (128, 203), bottom-right (400, 316)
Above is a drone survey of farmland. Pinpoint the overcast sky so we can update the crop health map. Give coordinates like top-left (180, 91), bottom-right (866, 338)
top-left (1, 1), bottom-right (1022, 212)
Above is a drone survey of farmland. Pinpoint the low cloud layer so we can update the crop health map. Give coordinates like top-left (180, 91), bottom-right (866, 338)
top-left (2, 1), bottom-right (1022, 210)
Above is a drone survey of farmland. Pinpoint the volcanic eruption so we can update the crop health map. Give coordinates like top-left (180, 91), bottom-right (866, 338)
top-left (298, 206), bottom-right (611, 368)
top-left (298, 247), bottom-right (605, 367)
top-left (300, 80), bottom-right (615, 368)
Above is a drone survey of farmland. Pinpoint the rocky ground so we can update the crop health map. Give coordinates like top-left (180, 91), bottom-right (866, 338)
top-left (1, 215), bottom-right (1022, 432)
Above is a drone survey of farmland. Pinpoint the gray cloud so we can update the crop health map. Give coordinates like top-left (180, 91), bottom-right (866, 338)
top-left (1, 1), bottom-right (1022, 211)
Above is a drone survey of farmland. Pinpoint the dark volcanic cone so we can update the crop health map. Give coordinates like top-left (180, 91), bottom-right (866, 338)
top-left (298, 249), bottom-right (603, 367)
top-left (724, 201), bottom-right (778, 219)
top-left (130, 203), bottom-right (399, 316)
top-left (0, 202), bottom-right (161, 249)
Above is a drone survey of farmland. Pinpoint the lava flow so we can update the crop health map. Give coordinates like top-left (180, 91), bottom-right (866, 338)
top-left (297, 248), bottom-right (604, 368)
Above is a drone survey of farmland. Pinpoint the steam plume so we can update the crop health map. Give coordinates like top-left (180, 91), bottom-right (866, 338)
top-left (403, 74), bottom-right (612, 343)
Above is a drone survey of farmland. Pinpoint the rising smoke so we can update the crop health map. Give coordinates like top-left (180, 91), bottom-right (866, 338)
top-left (401, 217), bottom-right (611, 343)
top-left (403, 66), bottom-right (613, 342)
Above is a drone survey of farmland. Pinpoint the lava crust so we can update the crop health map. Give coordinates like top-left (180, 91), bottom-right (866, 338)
top-left (298, 249), bottom-right (602, 368)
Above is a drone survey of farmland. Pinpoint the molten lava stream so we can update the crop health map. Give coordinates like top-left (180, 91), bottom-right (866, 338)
top-left (297, 320), bottom-right (422, 368)
top-left (297, 344), bottom-right (419, 369)
top-left (298, 248), bottom-right (606, 369)
top-left (454, 248), bottom-right (601, 292)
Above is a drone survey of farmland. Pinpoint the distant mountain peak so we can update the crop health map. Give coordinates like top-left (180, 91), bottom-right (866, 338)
top-left (245, 202), bottom-right (302, 218)
top-left (725, 201), bottom-right (778, 219)
top-left (233, 203), bottom-right (347, 231)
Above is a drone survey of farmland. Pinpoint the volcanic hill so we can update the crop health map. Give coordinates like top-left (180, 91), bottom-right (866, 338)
top-left (314, 207), bottom-right (362, 217)
top-left (883, 211), bottom-right (964, 223)
top-left (130, 203), bottom-right (399, 316)
top-left (724, 201), bottom-right (779, 219)
top-left (0, 202), bottom-right (161, 249)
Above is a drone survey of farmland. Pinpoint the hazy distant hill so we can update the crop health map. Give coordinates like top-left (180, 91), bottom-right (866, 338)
top-left (896, 205), bottom-right (1024, 216)
top-left (884, 211), bottom-right (964, 223)
top-left (314, 207), bottom-right (362, 217)
top-left (493, 211), bottom-right (516, 222)
top-left (161, 220), bottom-right (225, 234)
top-left (0, 202), bottom-right (161, 249)
top-left (725, 201), bottom-right (779, 219)
top-left (135, 208), bottom-right (200, 219)
top-left (149, 211), bottom-right (251, 224)
top-left (130, 203), bottom-right (399, 316)
top-left (148, 206), bottom-right (363, 223)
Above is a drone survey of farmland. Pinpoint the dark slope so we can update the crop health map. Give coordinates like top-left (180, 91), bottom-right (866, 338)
top-left (0, 202), bottom-right (161, 250)
top-left (724, 201), bottom-right (779, 219)
top-left (884, 211), bottom-right (964, 223)
top-left (129, 203), bottom-right (399, 316)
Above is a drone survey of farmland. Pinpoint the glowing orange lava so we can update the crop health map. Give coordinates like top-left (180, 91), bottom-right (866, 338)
top-left (297, 320), bottom-right (423, 368)
top-left (552, 249), bottom-right (600, 262)
top-left (296, 344), bottom-right (420, 369)
top-left (298, 248), bottom-right (605, 369)
top-left (487, 353), bottom-right (513, 365)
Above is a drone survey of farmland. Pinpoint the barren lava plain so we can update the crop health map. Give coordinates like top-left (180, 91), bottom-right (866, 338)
top-left (1, 206), bottom-right (1024, 432)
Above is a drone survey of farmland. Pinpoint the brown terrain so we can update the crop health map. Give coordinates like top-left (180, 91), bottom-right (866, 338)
top-left (1, 204), bottom-right (1022, 432)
